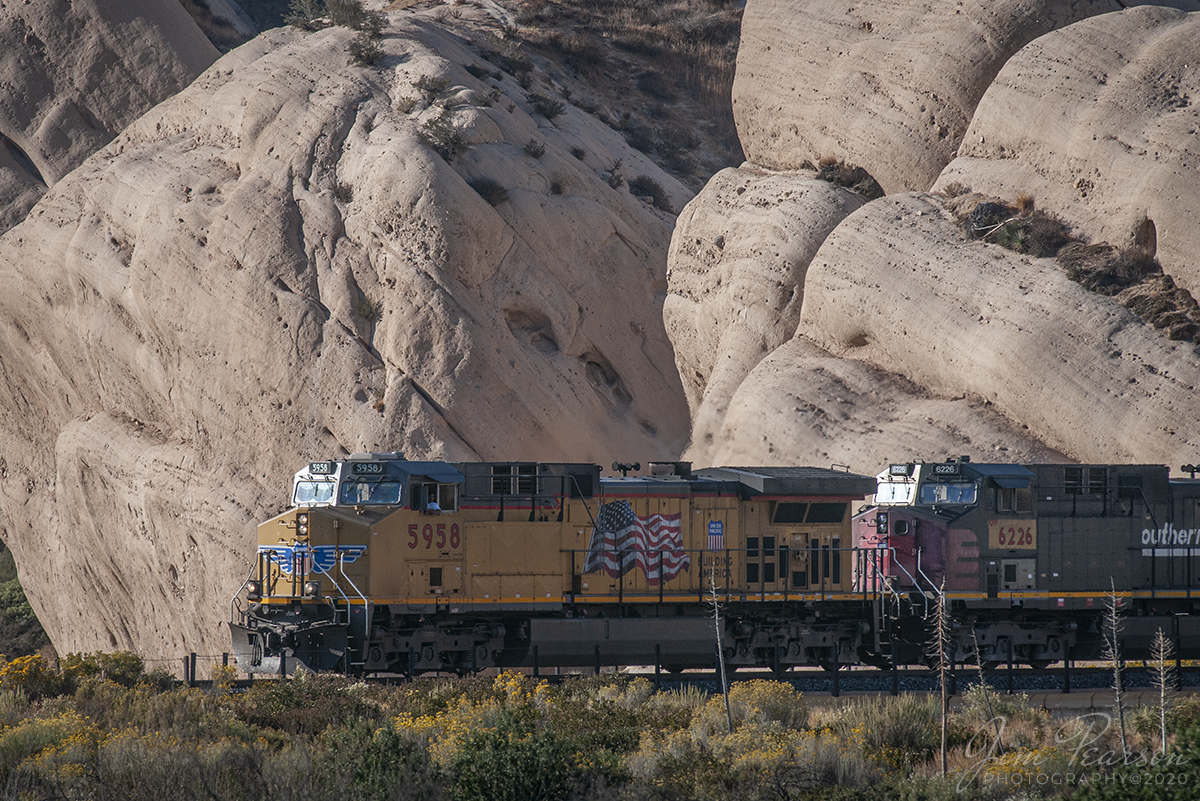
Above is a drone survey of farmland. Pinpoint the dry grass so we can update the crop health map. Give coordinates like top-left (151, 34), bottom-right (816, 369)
top-left (512, 0), bottom-right (745, 187)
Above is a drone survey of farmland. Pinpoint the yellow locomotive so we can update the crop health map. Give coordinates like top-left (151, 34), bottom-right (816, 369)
top-left (229, 454), bottom-right (876, 675)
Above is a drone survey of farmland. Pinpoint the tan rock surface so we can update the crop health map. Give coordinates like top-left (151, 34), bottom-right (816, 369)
top-left (934, 7), bottom-right (1200, 294)
top-left (798, 193), bottom-right (1200, 464)
top-left (731, 0), bottom-right (1200, 195)
top-left (664, 165), bottom-right (867, 451)
top-left (0, 16), bottom-right (690, 660)
top-left (697, 336), bottom-right (1065, 470)
top-left (686, 192), bottom-right (1200, 470)
top-left (0, 0), bottom-right (218, 231)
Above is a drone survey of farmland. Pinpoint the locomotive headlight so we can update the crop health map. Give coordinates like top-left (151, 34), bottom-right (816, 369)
top-left (303, 580), bottom-right (320, 597)
top-left (297, 514), bottom-right (309, 535)
top-left (247, 580), bottom-right (262, 600)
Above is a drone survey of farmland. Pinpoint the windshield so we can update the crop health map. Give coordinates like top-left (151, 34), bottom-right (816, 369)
top-left (339, 480), bottom-right (403, 505)
top-left (293, 480), bottom-right (335, 505)
top-left (875, 481), bottom-right (916, 505)
top-left (918, 482), bottom-right (978, 505)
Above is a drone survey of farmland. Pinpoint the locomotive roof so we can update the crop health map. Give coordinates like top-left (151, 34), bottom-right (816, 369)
top-left (693, 466), bottom-right (876, 497)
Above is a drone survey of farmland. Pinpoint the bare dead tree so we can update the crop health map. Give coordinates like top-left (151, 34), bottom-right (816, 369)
top-left (972, 627), bottom-right (1004, 755)
top-left (1104, 578), bottom-right (1128, 756)
top-left (932, 579), bottom-right (950, 777)
top-left (710, 561), bottom-right (733, 733)
top-left (1152, 627), bottom-right (1176, 753)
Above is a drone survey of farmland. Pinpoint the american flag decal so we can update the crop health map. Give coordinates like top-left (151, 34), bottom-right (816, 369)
top-left (583, 500), bottom-right (689, 585)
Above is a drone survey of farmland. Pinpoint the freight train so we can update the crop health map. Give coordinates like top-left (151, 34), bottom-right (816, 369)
top-left (228, 455), bottom-right (1200, 676)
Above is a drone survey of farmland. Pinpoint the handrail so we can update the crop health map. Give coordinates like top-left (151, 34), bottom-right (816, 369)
top-left (885, 546), bottom-right (929, 618)
top-left (228, 558), bottom-right (260, 625)
top-left (915, 548), bottom-right (943, 603)
top-left (338, 551), bottom-right (370, 663)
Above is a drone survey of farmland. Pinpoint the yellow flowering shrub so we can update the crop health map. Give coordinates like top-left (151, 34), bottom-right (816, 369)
top-left (0, 710), bottom-right (97, 783)
top-left (691, 680), bottom-right (808, 740)
top-left (0, 654), bottom-right (61, 699)
top-left (393, 672), bottom-right (550, 767)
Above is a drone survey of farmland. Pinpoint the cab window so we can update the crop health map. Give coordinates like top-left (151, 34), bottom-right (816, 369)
top-left (918, 482), bottom-right (977, 505)
top-left (294, 481), bottom-right (335, 505)
top-left (340, 480), bottom-right (402, 505)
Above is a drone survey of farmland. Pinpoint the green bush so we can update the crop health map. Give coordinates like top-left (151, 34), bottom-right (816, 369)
top-left (317, 721), bottom-right (442, 801)
top-left (0, 655), bottom-right (61, 699)
top-left (60, 651), bottom-right (144, 690)
top-left (327, 0), bottom-right (365, 28)
top-left (0, 580), bottom-right (37, 627)
top-left (448, 717), bottom-right (575, 801)
top-left (235, 673), bottom-right (375, 736)
top-left (835, 695), bottom-right (946, 770)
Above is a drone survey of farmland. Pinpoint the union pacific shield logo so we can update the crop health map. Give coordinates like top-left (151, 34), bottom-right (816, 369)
top-left (259, 545), bottom-right (367, 575)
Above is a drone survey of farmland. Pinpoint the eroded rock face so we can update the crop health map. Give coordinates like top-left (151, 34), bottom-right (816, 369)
top-left (935, 7), bottom-right (1200, 295)
top-left (0, 18), bottom-right (691, 659)
top-left (731, 0), bottom-right (1200, 194)
top-left (674, 3), bottom-right (1200, 473)
top-left (799, 193), bottom-right (1200, 463)
top-left (684, 192), bottom-right (1200, 469)
top-left (0, 0), bottom-right (219, 232)
top-left (663, 166), bottom-right (866, 451)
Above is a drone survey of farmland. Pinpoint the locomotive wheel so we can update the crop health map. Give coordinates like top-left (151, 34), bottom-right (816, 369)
top-left (1027, 658), bottom-right (1054, 670)
top-left (818, 660), bottom-right (844, 673)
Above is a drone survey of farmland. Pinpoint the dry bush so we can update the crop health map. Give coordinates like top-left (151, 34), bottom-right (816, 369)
top-left (1118, 274), bottom-right (1200, 342)
top-left (545, 30), bottom-right (606, 72)
top-left (570, 146), bottom-right (587, 161)
top-left (418, 109), bottom-right (466, 161)
top-left (940, 181), bottom-right (970, 198)
top-left (627, 174), bottom-right (674, 213)
top-left (1057, 242), bottom-right (1161, 294)
top-left (348, 32), bottom-right (383, 67)
top-left (469, 177), bottom-right (509, 206)
top-left (811, 157), bottom-right (885, 200)
top-left (961, 198), bottom-right (1072, 257)
top-left (413, 74), bottom-right (451, 99)
top-left (636, 70), bottom-right (676, 101)
top-left (1014, 191), bottom-right (1035, 212)
top-left (527, 92), bottom-right (566, 120)
top-left (523, 138), bottom-right (546, 158)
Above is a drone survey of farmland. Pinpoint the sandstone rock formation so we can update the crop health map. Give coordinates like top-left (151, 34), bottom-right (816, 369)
top-left (0, 0), bottom-right (219, 232)
top-left (732, 0), bottom-right (1200, 194)
top-left (935, 6), bottom-right (1200, 295)
top-left (0, 14), bottom-right (690, 660)
top-left (664, 165), bottom-right (867, 446)
top-left (676, 4), bottom-right (1200, 472)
